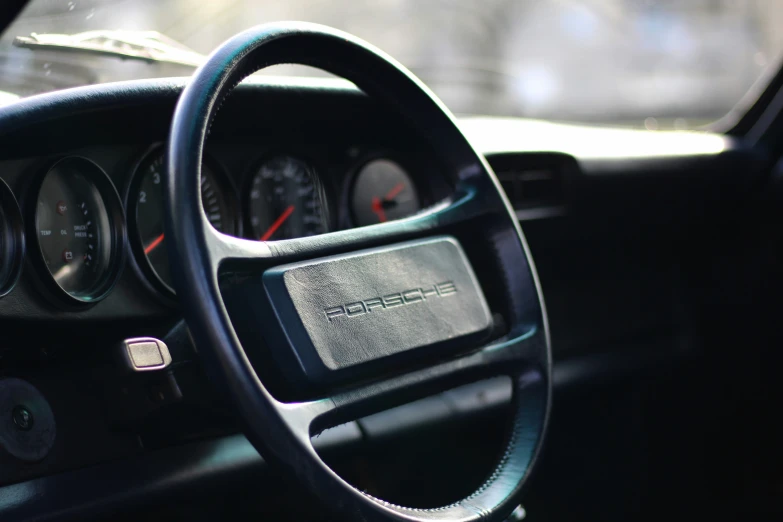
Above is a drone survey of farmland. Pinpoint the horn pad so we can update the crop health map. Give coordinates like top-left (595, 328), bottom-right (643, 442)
top-left (263, 236), bottom-right (493, 385)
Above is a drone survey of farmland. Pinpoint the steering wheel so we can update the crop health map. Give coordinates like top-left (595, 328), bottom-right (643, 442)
top-left (165, 22), bottom-right (551, 522)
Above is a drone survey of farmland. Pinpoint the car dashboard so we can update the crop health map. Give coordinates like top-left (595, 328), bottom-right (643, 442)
top-left (0, 75), bottom-right (769, 521)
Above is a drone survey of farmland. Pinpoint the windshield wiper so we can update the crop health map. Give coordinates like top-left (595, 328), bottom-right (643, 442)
top-left (13, 30), bottom-right (205, 67)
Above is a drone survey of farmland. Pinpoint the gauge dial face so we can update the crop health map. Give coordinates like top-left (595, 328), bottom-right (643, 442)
top-left (35, 160), bottom-right (114, 299)
top-left (247, 155), bottom-right (327, 241)
top-left (351, 159), bottom-right (420, 226)
top-left (133, 152), bottom-right (235, 293)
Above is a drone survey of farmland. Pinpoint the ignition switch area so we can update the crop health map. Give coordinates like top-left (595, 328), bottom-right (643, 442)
top-left (0, 378), bottom-right (56, 462)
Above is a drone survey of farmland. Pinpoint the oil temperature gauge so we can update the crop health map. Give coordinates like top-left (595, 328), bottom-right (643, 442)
top-left (31, 157), bottom-right (125, 304)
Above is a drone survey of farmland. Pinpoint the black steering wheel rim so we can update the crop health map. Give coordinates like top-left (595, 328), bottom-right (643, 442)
top-left (166, 22), bottom-right (551, 522)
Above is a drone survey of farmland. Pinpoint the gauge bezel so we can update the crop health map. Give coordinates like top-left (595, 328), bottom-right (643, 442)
top-left (26, 156), bottom-right (126, 307)
top-left (243, 152), bottom-right (332, 241)
top-left (125, 144), bottom-right (240, 299)
top-left (0, 177), bottom-right (25, 298)
top-left (341, 151), bottom-right (424, 229)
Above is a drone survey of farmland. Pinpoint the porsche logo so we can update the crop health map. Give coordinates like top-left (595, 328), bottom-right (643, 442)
top-left (323, 281), bottom-right (457, 322)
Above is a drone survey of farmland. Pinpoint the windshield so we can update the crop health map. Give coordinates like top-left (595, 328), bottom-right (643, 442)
top-left (1, 0), bottom-right (781, 129)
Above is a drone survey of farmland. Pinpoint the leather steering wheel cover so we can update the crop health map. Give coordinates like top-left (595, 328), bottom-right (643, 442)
top-left (166, 22), bottom-right (551, 522)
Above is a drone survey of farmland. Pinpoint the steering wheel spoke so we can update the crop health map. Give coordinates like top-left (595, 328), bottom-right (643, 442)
top-left (301, 329), bottom-right (544, 437)
top-left (206, 176), bottom-right (496, 271)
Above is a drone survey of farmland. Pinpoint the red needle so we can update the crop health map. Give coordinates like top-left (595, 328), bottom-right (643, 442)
top-left (144, 233), bottom-right (165, 255)
top-left (260, 205), bottom-right (295, 241)
top-left (384, 182), bottom-right (405, 201)
top-left (371, 196), bottom-right (387, 223)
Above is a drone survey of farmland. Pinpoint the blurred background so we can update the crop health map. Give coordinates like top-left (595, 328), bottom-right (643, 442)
top-left (1, 0), bottom-right (782, 128)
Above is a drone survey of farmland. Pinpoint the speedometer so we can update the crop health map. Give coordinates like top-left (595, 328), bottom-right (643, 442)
top-left (129, 149), bottom-right (237, 296)
top-left (246, 155), bottom-right (328, 241)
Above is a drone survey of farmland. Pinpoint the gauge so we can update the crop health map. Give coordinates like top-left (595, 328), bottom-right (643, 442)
top-left (0, 178), bottom-right (24, 298)
top-left (247, 155), bottom-right (328, 241)
top-left (130, 149), bottom-right (236, 295)
top-left (350, 159), bottom-right (420, 226)
top-left (31, 157), bottom-right (124, 303)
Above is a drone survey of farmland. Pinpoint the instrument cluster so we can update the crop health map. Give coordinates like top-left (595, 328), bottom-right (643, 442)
top-left (0, 145), bottom-right (426, 306)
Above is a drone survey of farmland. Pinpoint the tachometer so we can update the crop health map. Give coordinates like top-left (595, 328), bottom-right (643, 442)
top-left (31, 157), bottom-right (124, 304)
top-left (247, 155), bottom-right (328, 241)
top-left (129, 149), bottom-right (236, 295)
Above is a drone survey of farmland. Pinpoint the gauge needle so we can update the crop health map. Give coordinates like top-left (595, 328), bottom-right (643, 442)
top-left (144, 233), bottom-right (165, 254)
top-left (371, 196), bottom-right (387, 223)
top-left (384, 182), bottom-right (405, 201)
top-left (260, 205), bottom-right (295, 241)
top-left (371, 183), bottom-right (405, 223)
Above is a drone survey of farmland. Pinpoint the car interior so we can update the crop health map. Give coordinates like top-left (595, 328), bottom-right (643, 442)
top-left (0, 1), bottom-right (782, 521)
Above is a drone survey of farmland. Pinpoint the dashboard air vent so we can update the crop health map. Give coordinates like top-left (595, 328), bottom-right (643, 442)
top-left (487, 152), bottom-right (577, 215)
